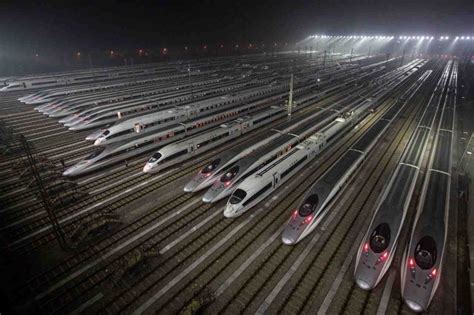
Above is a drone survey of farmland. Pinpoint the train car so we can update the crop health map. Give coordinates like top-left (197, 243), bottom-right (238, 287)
top-left (64, 107), bottom-right (284, 177)
top-left (143, 107), bottom-right (285, 173)
top-left (22, 69), bottom-right (217, 105)
top-left (353, 63), bottom-right (450, 292)
top-left (400, 61), bottom-right (456, 313)
top-left (90, 84), bottom-right (287, 143)
top-left (224, 61), bottom-right (422, 218)
top-left (184, 59), bottom-right (421, 195)
top-left (41, 75), bottom-right (225, 118)
top-left (62, 123), bottom-right (185, 177)
top-left (283, 68), bottom-right (430, 246)
top-left (0, 63), bottom-right (179, 92)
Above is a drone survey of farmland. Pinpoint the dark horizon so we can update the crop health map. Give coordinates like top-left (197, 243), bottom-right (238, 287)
top-left (1, 0), bottom-right (473, 53)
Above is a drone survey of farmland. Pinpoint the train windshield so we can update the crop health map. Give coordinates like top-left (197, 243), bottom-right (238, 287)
top-left (202, 159), bottom-right (221, 174)
top-left (148, 152), bottom-right (162, 163)
top-left (220, 165), bottom-right (239, 182)
top-left (298, 194), bottom-right (319, 217)
top-left (230, 189), bottom-right (247, 204)
top-left (85, 148), bottom-right (105, 160)
top-left (369, 223), bottom-right (390, 253)
top-left (414, 236), bottom-right (437, 270)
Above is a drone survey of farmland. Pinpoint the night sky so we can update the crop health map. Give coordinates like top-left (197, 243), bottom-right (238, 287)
top-left (0, 0), bottom-right (473, 53)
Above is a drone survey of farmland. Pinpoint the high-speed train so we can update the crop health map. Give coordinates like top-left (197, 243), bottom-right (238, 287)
top-left (92, 57), bottom-right (397, 145)
top-left (143, 107), bottom-right (286, 173)
top-left (64, 106), bottom-right (285, 177)
top-left (89, 84), bottom-right (289, 143)
top-left (224, 60), bottom-right (421, 218)
top-left (71, 79), bottom-right (261, 133)
top-left (400, 61), bottom-right (456, 313)
top-left (55, 75), bottom-right (241, 124)
top-left (183, 88), bottom-right (358, 194)
top-left (63, 59), bottom-right (376, 177)
top-left (53, 76), bottom-right (243, 123)
top-left (182, 85), bottom-right (351, 194)
top-left (200, 90), bottom-right (364, 203)
top-left (353, 62), bottom-right (451, 293)
top-left (39, 69), bottom-right (241, 117)
top-left (57, 61), bottom-right (325, 123)
top-left (282, 67), bottom-right (430, 246)
top-left (224, 111), bottom-right (358, 218)
top-left (183, 58), bottom-right (415, 194)
top-left (37, 75), bottom-right (224, 117)
top-left (1, 62), bottom-right (179, 92)
top-left (20, 70), bottom-right (211, 105)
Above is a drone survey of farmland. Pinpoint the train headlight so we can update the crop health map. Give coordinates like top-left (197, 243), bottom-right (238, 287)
top-left (424, 268), bottom-right (436, 284)
top-left (376, 251), bottom-right (388, 265)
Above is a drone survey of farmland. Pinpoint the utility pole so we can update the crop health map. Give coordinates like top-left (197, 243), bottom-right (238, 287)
top-left (188, 64), bottom-right (193, 99)
top-left (323, 50), bottom-right (327, 68)
top-left (368, 46), bottom-right (372, 58)
top-left (350, 48), bottom-right (354, 62)
top-left (288, 74), bottom-right (294, 117)
top-left (309, 46), bottom-right (313, 58)
top-left (20, 135), bottom-right (68, 250)
top-left (400, 49), bottom-right (406, 66)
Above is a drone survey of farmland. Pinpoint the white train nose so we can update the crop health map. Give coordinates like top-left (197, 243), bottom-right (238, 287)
top-left (94, 138), bottom-right (104, 146)
top-left (404, 299), bottom-right (424, 313)
top-left (62, 166), bottom-right (76, 177)
top-left (355, 279), bottom-right (371, 290)
top-left (143, 163), bottom-right (153, 173)
top-left (202, 194), bottom-right (213, 203)
top-left (281, 235), bottom-right (296, 245)
top-left (223, 205), bottom-right (240, 218)
top-left (183, 184), bottom-right (194, 193)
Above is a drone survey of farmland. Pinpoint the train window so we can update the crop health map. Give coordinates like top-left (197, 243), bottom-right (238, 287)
top-left (160, 149), bottom-right (188, 164)
top-left (85, 148), bottom-right (105, 160)
top-left (414, 236), bottom-right (437, 270)
top-left (148, 152), bottom-right (162, 163)
top-left (230, 189), bottom-right (247, 204)
top-left (103, 130), bottom-right (110, 136)
top-left (202, 159), bottom-right (221, 174)
top-left (369, 223), bottom-right (391, 253)
top-left (281, 156), bottom-right (307, 179)
top-left (220, 165), bottom-right (240, 182)
top-left (243, 183), bottom-right (272, 207)
top-left (298, 194), bottom-right (319, 217)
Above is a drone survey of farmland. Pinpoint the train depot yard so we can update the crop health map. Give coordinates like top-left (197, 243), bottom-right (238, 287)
top-left (1, 7), bottom-right (474, 313)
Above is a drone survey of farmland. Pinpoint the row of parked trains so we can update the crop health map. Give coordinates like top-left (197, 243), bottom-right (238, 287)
top-left (20, 52), bottom-right (385, 177)
top-left (182, 59), bottom-right (456, 312)
top-left (1, 56), bottom-right (258, 92)
top-left (15, 54), bottom-right (454, 312)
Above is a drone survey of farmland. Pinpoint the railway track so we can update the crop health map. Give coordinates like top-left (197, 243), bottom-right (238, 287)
top-left (10, 61), bottom-right (435, 314)
top-left (100, 64), bottom-right (434, 314)
top-left (2, 65), bottom-right (386, 239)
top-left (2, 78), bottom-right (370, 252)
